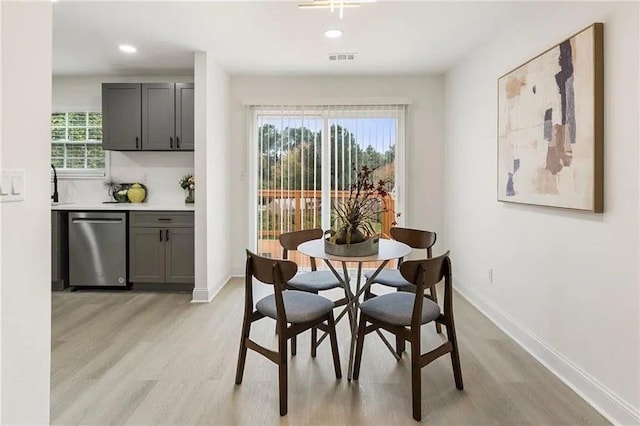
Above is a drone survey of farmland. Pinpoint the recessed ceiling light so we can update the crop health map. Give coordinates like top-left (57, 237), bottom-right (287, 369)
top-left (324, 29), bottom-right (343, 39)
top-left (118, 44), bottom-right (137, 54)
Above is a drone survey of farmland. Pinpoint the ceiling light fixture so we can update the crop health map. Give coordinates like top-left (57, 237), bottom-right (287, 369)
top-left (299, 0), bottom-right (375, 19)
top-left (324, 29), bottom-right (343, 39)
top-left (118, 44), bottom-right (137, 54)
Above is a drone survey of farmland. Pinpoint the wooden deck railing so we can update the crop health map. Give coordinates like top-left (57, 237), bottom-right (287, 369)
top-left (257, 189), bottom-right (395, 238)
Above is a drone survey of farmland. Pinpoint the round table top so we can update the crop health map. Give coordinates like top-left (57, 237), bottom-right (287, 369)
top-left (298, 238), bottom-right (411, 263)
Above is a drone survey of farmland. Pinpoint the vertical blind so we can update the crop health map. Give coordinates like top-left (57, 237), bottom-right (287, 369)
top-left (248, 104), bottom-right (406, 267)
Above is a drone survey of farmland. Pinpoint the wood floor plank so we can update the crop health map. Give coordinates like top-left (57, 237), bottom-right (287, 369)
top-left (51, 280), bottom-right (610, 425)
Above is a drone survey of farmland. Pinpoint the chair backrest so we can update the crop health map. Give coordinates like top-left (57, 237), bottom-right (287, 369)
top-left (399, 251), bottom-right (452, 327)
top-left (390, 227), bottom-right (437, 264)
top-left (245, 250), bottom-right (298, 322)
top-left (279, 228), bottom-right (323, 270)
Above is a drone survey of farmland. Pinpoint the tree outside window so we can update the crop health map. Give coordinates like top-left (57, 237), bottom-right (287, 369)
top-left (51, 112), bottom-right (105, 172)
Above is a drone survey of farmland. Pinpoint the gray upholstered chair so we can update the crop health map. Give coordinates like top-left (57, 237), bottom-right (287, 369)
top-left (235, 250), bottom-right (342, 416)
top-left (279, 229), bottom-right (348, 356)
top-left (364, 227), bottom-right (442, 356)
top-left (353, 252), bottom-right (463, 421)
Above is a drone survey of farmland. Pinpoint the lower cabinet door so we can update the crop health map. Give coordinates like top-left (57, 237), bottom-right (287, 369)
top-left (164, 227), bottom-right (194, 283)
top-left (130, 227), bottom-right (165, 283)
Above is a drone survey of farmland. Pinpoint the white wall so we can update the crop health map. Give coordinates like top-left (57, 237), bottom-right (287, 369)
top-left (52, 76), bottom-right (194, 204)
top-left (192, 53), bottom-right (230, 302)
top-left (0, 2), bottom-right (52, 424)
top-left (444, 2), bottom-right (639, 424)
top-left (228, 75), bottom-right (445, 273)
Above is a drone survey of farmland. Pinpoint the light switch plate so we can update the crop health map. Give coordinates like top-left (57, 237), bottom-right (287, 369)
top-left (0, 169), bottom-right (25, 202)
top-left (0, 172), bottom-right (10, 196)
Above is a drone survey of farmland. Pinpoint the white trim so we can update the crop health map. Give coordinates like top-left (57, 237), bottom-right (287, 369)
top-left (395, 105), bottom-right (407, 227)
top-left (246, 108), bottom-right (258, 253)
top-left (191, 288), bottom-right (212, 303)
top-left (191, 276), bottom-right (234, 303)
top-left (56, 172), bottom-right (105, 180)
top-left (242, 97), bottom-right (412, 106)
top-left (455, 280), bottom-right (640, 426)
top-left (51, 106), bottom-right (100, 113)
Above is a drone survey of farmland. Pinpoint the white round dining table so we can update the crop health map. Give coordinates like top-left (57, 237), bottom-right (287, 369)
top-left (297, 238), bottom-right (411, 264)
top-left (297, 238), bottom-right (411, 380)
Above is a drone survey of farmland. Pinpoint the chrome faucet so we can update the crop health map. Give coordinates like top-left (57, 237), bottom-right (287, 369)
top-left (51, 164), bottom-right (59, 202)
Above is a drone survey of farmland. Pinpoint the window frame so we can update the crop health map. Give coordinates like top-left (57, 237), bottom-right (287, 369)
top-left (51, 109), bottom-right (109, 179)
top-left (247, 103), bottom-right (407, 254)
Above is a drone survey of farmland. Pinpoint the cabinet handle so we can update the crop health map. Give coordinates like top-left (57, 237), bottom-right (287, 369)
top-left (136, 136), bottom-right (140, 149)
top-left (159, 229), bottom-right (163, 242)
top-left (170, 137), bottom-right (174, 149)
top-left (176, 136), bottom-right (180, 149)
top-left (165, 229), bottom-right (170, 241)
top-left (158, 218), bottom-right (172, 222)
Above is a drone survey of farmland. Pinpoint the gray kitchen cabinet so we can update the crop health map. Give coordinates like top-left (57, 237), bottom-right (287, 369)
top-left (101, 82), bottom-right (193, 152)
top-left (142, 83), bottom-right (176, 150)
top-left (102, 83), bottom-right (142, 150)
top-left (129, 211), bottom-right (194, 288)
top-left (175, 83), bottom-right (194, 151)
top-left (165, 227), bottom-right (195, 283)
top-left (129, 227), bottom-right (165, 283)
top-left (51, 211), bottom-right (68, 291)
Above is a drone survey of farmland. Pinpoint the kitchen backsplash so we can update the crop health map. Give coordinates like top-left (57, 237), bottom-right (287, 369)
top-left (57, 151), bottom-right (194, 204)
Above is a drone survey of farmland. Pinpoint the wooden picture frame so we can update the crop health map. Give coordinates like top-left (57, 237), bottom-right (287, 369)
top-left (497, 23), bottom-right (603, 213)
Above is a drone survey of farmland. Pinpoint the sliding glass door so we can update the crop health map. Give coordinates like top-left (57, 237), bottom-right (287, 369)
top-left (250, 104), bottom-right (405, 266)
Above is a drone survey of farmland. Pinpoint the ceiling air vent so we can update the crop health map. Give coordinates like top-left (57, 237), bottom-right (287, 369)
top-left (328, 53), bottom-right (356, 61)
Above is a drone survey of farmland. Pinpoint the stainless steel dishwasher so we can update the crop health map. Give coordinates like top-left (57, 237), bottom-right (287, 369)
top-left (68, 212), bottom-right (127, 287)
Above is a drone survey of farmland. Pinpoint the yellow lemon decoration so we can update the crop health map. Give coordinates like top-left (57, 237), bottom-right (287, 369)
top-left (127, 183), bottom-right (146, 203)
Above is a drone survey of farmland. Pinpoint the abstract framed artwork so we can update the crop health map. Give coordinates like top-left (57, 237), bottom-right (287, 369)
top-left (497, 23), bottom-right (604, 212)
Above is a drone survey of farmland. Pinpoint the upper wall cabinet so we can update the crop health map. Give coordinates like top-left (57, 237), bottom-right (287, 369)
top-left (175, 83), bottom-right (194, 150)
top-left (102, 83), bottom-right (142, 150)
top-left (102, 82), bottom-right (194, 152)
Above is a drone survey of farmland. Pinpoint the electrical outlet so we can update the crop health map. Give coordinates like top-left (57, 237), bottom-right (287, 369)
top-left (488, 268), bottom-right (493, 284)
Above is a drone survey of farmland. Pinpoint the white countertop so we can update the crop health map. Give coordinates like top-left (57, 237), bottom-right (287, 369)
top-left (51, 202), bottom-right (195, 211)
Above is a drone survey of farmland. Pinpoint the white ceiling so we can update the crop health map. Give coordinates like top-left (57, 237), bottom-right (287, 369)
top-left (53, 1), bottom-right (537, 77)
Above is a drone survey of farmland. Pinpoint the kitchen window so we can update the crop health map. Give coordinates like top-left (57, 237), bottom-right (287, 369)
top-left (51, 112), bottom-right (106, 177)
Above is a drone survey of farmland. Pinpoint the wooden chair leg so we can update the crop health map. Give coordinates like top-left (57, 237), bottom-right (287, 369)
top-left (278, 332), bottom-right (288, 416)
top-left (235, 317), bottom-right (251, 385)
top-left (411, 334), bottom-right (422, 421)
top-left (291, 328), bottom-right (297, 356)
top-left (396, 335), bottom-right (406, 358)
top-left (352, 314), bottom-right (368, 380)
top-left (311, 326), bottom-right (317, 358)
top-left (327, 313), bottom-right (342, 379)
top-left (446, 319), bottom-right (464, 390)
top-left (429, 286), bottom-right (443, 334)
top-left (394, 288), bottom-right (407, 356)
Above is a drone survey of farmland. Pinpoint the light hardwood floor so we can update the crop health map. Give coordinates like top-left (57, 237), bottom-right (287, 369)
top-left (51, 279), bottom-right (609, 425)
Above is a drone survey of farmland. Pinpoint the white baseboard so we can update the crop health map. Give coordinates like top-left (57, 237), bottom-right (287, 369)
top-left (455, 281), bottom-right (640, 426)
top-left (230, 266), bottom-right (244, 277)
top-left (191, 287), bottom-right (213, 303)
top-left (191, 275), bottom-right (233, 303)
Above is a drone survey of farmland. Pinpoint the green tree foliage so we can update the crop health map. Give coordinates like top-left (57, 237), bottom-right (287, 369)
top-left (259, 124), bottom-right (394, 191)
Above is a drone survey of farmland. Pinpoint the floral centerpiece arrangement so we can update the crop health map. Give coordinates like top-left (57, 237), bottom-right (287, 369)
top-left (326, 165), bottom-right (398, 256)
top-left (179, 174), bottom-right (195, 203)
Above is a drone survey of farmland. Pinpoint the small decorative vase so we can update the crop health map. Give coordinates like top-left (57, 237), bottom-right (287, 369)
top-left (127, 183), bottom-right (146, 203)
top-left (185, 187), bottom-right (194, 204)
